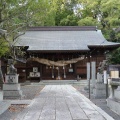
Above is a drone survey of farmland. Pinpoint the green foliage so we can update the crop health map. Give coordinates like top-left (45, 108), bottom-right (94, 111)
top-left (0, 0), bottom-right (56, 58)
top-left (78, 17), bottom-right (97, 26)
top-left (27, 0), bottom-right (56, 26)
top-left (108, 48), bottom-right (120, 64)
top-left (60, 15), bottom-right (79, 26)
top-left (0, 38), bottom-right (9, 57)
top-left (0, 0), bottom-right (30, 58)
top-left (55, 0), bottom-right (78, 26)
top-left (0, 0), bottom-right (120, 64)
top-left (76, 0), bottom-right (120, 64)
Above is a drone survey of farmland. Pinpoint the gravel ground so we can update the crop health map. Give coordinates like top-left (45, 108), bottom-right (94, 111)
top-left (0, 84), bottom-right (120, 120)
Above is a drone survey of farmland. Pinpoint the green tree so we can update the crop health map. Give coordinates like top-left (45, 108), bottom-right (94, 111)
top-left (76, 0), bottom-right (120, 64)
top-left (0, 0), bottom-right (56, 86)
top-left (0, 0), bottom-right (30, 86)
top-left (55, 0), bottom-right (79, 26)
top-left (28, 0), bottom-right (56, 26)
top-left (60, 14), bottom-right (79, 26)
top-left (78, 17), bottom-right (97, 26)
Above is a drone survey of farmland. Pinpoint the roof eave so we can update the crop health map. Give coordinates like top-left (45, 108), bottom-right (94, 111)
top-left (27, 49), bottom-right (90, 53)
top-left (88, 44), bottom-right (120, 48)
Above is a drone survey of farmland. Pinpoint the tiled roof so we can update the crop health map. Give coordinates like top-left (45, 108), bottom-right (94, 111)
top-left (15, 26), bottom-right (120, 52)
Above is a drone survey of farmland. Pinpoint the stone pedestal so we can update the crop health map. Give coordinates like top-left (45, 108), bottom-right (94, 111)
top-left (93, 74), bottom-right (106, 98)
top-left (115, 86), bottom-right (120, 100)
top-left (107, 79), bottom-right (120, 115)
top-left (107, 98), bottom-right (120, 115)
top-left (3, 74), bottom-right (23, 99)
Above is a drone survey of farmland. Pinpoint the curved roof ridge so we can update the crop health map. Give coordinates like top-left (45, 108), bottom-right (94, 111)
top-left (27, 26), bottom-right (97, 31)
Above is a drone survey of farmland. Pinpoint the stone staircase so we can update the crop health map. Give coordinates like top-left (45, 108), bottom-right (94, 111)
top-left (31, 80), bottom-right (88, 86)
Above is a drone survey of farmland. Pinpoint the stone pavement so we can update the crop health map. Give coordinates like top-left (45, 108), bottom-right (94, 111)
top-left (16, 85), bottom-right (114, 120)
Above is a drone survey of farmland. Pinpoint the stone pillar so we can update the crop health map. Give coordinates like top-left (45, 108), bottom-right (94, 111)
top-left (91, 61), bottom-right (96, 88)
top-left (87, 62), bottom-right (90, 82)
top-left (84, 62), bottom-right (90, 90)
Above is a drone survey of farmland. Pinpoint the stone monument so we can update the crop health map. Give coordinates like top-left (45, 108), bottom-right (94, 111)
top-left (93, 73), bottom-right (107, 98)
top-left (3, 59), bottom-right (23, 99)
top-left (93, 60), bottom-right (108, 98)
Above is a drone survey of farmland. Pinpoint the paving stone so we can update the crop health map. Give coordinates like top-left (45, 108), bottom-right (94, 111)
top-left (65, 96), bottom-right (89, 120)
top-left (39, 98), bottom-right (55, 120)
top-left (23, 111), bottom-right (41, 120)
top-left (15, 85), bottom-right (115, 120)
top-left (56, 98), bottom-right (72, 120)
top-left (0, 101), bottom-right (11, 115)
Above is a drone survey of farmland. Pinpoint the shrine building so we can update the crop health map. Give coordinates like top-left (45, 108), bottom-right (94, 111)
top-left (14, 26), bottom-right (120, 82)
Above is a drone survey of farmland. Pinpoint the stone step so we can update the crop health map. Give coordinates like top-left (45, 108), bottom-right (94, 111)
top-left (0, 101), bottom-right (11, 115)
top-left (3, 90), bottom-right (23, 99)
top-left (5, 100), bottom-right (32, 105)
top-left (31, 80), bottom-right (88, 86)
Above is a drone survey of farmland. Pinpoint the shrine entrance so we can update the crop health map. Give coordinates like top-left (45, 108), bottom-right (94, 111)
top-left (26, 58), bottom-right (77, 81)
top-left (42, 64), bottom-right (76, 80)
top-left (14, 26), bottom-right (120, 82)
top-left (16, 51), bottom-right (108, 82)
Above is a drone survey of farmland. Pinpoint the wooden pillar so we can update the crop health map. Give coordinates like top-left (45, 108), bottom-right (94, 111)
top-left (25, 62), bottom-right (27, 81)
